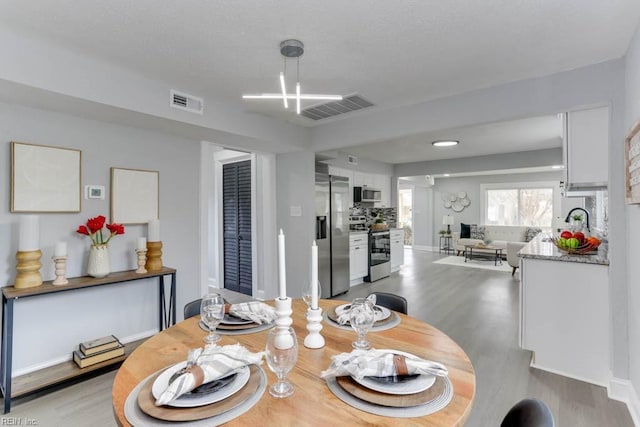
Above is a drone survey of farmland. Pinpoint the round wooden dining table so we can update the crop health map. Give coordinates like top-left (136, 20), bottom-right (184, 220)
top-left (112, 299), bottom-right (475, 426)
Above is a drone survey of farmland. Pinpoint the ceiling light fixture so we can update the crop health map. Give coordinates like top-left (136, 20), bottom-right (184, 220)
top-left (242, 39), bottom-right (342, 114)
top-left (432, 140), bottom-right (459, 147)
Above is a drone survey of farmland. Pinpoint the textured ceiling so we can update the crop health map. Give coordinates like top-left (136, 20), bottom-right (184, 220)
top-left (0, 0), bottom-right (638, 130)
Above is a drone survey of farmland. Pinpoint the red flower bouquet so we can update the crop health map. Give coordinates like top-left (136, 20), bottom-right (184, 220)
top-left (77, 215), bottom-right (125, 245)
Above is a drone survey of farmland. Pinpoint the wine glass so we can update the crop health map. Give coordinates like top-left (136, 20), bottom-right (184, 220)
top-left (349, 297), bottom-right (376, 350)
top-left (265, 327), bottom-right (298, 398)
top-left (302, 281), bottom-right (322, 308)
top-left (200, 293), bottom-right (225, 344)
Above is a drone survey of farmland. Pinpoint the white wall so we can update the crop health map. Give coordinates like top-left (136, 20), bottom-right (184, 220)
top-left (275, 151), bottom-right (315, 299)
top-left (319, 150), bottom-right (394, 176)
top-left (0, 101), bottom-right (201, 374)
top-left (411, 186), bottom-right (433, 249)
top-left (624, 19), bottom-right (640, 421)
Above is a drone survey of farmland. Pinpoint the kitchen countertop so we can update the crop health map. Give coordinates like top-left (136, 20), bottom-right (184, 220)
top-left (350, 230), bottom-right (368, 235)
top-left (518, 234), bottom-right (609, 266)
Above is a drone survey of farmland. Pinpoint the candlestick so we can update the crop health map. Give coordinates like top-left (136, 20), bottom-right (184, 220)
top-left (311, 240), bottom-right (318, 310)
top-left (278, 229), bottom-right (286, 299)
top-left (54, 241), bottom-right (67, 257)
top-left (18, 215), bottom-right (39, 251)
top-left (137, 237), bottom-right (147, 250)
top-left (15, 250), bottom-right (43, 288)
top-left (135, 249), bottom-right (147, 274)
top-left (145, 241), bottom-right (163, 271)
top-left (304, 307), bottom-right (325, 349)
top-left (148, 219), bottom-right (160, 242)
top-left (274, 297), bottom-right (294, 349)
top-left (52, 256), bottom-right (68, 286)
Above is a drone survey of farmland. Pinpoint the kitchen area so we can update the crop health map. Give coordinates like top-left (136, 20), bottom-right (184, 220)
top-left (315, 163), bottom-right (404, 298)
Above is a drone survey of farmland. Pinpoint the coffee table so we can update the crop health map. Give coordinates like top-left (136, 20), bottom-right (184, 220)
top-left (464, 244), bottom-right (503, 266)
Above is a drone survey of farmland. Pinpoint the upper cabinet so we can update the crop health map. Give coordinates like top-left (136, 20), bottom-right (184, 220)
top-left (328, 167), bottom-right (392, 207)
top-left (563, 106), bottom-right (609, 190)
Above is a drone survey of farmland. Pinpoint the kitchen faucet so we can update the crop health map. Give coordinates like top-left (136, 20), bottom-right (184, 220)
top-left (564, 207), bottom-right (590, 231)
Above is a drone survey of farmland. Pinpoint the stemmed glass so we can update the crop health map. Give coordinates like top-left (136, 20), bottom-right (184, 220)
top-left (265, 327), bottom-right (298, 398)
top-left (349, 297), bottom-right (376, 350)
top-left (200, 293), bottom-right (225, 344)
top-left (302, 281), bottom-right (322, 308)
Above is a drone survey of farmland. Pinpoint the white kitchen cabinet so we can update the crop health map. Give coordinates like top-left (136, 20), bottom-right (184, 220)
top-left (349, 233), bottom-right (369, 281)
top-left (390, 229), bottom-right (404, 272)
top-left (352, 172), bottom-right (392, 207)
top-left (520, 257), bottom-right (609, 386)
top-left (563, 106), bottom-right (609, 190)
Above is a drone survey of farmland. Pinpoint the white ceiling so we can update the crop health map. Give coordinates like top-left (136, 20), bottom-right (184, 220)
top-left (335, 114), bottom-right (564, 164)
top-left (0, 0), bottom-right (638, 132)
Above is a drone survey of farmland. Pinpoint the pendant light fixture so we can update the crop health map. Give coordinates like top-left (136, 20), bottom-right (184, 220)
top-left (243, 39), bottom-right (342, 114)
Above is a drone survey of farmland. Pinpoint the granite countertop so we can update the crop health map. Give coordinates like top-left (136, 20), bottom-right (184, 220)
top-left (518, 234), bottom-right (609, 266)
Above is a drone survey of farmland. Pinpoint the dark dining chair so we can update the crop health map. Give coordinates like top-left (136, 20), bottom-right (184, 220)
top-left (184, 298), bottom-right (202, 319)
top-left (501, 398), bottom-right (554, 427)
top-left (368, 292), bottom-right (408, 315)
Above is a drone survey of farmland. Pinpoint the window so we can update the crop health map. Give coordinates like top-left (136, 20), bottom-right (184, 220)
top-left (482, 182), bottom-right (558, 227)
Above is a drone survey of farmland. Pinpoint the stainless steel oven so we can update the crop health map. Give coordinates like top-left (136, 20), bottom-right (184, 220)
top-left (365, 230), bottom-right (391, 282)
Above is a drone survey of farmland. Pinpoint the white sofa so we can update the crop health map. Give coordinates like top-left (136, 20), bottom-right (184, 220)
top-left (451, 225), bottom-right (530, 256)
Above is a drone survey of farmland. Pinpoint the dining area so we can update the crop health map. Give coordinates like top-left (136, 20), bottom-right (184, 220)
top-left (112, 293), bottom-right (476, 426)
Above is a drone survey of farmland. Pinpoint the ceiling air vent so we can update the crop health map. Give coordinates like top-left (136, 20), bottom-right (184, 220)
top-left (301, 94), bottom-right (374, 121)
top-left (170, 90), bottom-right (204, 114)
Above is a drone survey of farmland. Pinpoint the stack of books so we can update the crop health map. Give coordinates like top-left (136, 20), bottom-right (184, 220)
top-left (73, 335), bottom-right (125, 368)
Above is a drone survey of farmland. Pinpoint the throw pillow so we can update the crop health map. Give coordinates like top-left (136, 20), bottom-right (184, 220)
top-left (460, 223), bottom-right (471, 238)
top-left (470, 224), bottom-right (486, 240)
top-left (525, 227), bottom-right (542, 242)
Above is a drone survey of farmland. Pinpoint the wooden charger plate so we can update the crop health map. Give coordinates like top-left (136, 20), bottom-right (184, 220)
top-left (137, 364), bottom-right (261, 422)
top-left (327, 306), bottom-right (397, 327)
top-left (336, 375), bottom-right (446, 408)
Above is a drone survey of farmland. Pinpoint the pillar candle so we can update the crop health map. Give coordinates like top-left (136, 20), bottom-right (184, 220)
top-left (278, 229), bottom-right (286, 299)
top-left (18, 215), bottom-right (39, 251)
top-left (148, 219), bottom-right (160, 242)
top-left (311, 240), bottom-right (318, 310)
top-left (54, 241), bottom-right (67, 257)
top-left (137, 237), bottom-right (147, 250)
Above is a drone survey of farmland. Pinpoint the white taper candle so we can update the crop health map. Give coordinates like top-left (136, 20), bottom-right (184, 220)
top-left (137, 237), bottom-right (147, 250)
top-left (18, 215), bottom-right (39, 252)
top-left (311, 240), bottom-right (318, 309)
top-left (278, 229), bottom-right (287, 299)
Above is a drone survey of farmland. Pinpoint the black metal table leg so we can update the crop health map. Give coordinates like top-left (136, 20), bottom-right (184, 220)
top-left (1, 296), bottom-right (14, 414)
top-left (159, 276), bottom-right (166, 330)
top-left (170, 273), bottom-right (176, 326)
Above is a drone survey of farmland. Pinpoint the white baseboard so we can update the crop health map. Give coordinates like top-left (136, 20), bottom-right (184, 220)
top-left (13, 329), bottom-right (158, 377)
top-left (608, 377), bottom-right (640, 426)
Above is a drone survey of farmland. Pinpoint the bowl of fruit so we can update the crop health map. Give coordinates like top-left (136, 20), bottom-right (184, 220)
top-left (552, 230), bottom-right (601, 255)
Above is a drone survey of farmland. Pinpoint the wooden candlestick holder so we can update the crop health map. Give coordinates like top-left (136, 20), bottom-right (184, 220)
top-left (145, 241), bottom-right (163, 272)
top-left (135, 249), bottom-right (148, 274)
top-left (52, 256), bottom-right (69, 286)
top-left (15, 250), bottom-right (43, 289)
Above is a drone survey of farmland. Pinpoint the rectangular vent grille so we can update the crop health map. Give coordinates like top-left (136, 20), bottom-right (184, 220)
top-left (301, 94), bottom-right (374, 121)
top-left (170, 90), bottom-right (204, 114)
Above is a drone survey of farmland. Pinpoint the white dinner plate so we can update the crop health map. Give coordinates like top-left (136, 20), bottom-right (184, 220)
top-left (352, 350), bottom-right (436, 395)
top-left (221, 314), bottom-right (254, 325)
top-left (335, 304), bottom-right (391, 322)
top-left (152, 362), bottom-right (250, 408)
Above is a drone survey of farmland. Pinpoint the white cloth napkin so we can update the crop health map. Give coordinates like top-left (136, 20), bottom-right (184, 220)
top-left (227, 301), bottom-right (276, 325)
top-left (320, 349), bottom-right (448, 380)
top-left (336, 294), bottom-right (377, 325)
top-left (155, 344), bottom-right (264, 406)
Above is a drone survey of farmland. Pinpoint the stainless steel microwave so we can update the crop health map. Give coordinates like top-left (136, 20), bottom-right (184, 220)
top-left (354, 186), bottom-right (382, 203)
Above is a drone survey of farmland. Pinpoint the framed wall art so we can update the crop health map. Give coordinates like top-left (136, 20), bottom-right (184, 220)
top-left (110, 168), bottom-right (159, 224)
top-left (11, 142), bottom-right (82, 213)
top-left (625, 120), bottom-right (640, 204)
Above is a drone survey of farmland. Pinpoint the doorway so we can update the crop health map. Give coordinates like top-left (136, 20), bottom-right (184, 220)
top-left (398, 188), bottom-right (413, 245)
top-left (222, 160), bottom-right (252, 295)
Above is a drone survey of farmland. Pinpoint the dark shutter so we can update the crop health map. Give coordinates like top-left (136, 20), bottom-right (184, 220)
top-left (223, 160), bottom-right (252, 295)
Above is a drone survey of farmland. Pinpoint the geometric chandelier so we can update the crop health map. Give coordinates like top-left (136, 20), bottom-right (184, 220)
top-left (242, 39), bottom-right (343, 114)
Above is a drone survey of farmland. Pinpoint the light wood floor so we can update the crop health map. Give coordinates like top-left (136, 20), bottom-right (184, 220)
top-left (6, 249), bottom-right (633, 426)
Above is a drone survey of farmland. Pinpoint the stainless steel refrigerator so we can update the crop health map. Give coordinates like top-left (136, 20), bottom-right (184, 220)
top-left (315, 173), bottom-right (350, 298)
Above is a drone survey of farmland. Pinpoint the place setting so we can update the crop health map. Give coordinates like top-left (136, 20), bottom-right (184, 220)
top-left (124, 343), bottom-right (268, 426)
top-left (198, 293), bottom-right (276, 336)
top-left (324, 294), bottom-right (401, 332)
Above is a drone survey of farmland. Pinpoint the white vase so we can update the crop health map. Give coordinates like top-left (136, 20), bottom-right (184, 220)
top-left (87, 244), bottom-right (110, 278)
